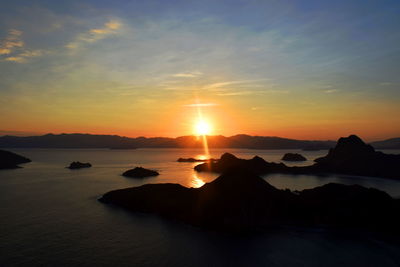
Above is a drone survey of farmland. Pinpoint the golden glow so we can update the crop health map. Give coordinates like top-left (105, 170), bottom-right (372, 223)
top-left (191, 173), bottom-right (205, 188)
top-left (194, 120), bottom-right (212, 136)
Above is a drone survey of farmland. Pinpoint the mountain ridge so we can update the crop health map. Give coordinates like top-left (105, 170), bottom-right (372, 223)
top-left (0, 133), bottom-right (398, 149)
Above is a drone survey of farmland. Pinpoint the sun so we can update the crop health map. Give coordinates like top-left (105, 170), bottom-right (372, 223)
top-left (194, 120), bottom-right (212, 136)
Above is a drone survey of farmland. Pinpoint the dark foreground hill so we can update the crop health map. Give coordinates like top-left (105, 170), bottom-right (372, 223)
top-left (195, 135), bottom-right (400, 179)
top-left (100, 168), bottom-right (400, 232)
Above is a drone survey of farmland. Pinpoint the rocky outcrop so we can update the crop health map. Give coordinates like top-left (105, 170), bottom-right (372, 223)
top-left (0, 149), bottom-right (31, 169)
top-left (177, 157), bottom-right (214, 162)
top-left (67, 161), bottom-right (92, 169)
top-left (281, 153), bottom-right (307, 161)
top-left (100, 168), bottom-right (400, 232)
top-left (313, 135), bottom-right (400, 178)
top-left (122, 167), bottom-right (159, 178)
top-left (195, 135), bottom-right (400, 179)
top-left (194, 153), bottom-right (288, 174)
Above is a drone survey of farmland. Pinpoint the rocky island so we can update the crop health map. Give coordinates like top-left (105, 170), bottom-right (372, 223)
top-left (100, 167), bottom-right (400, 232)
top-left (177, 157), bottom-right (214, 162)
top-left (0, 149), bottom-right (31, 169)
top-left (67, 161), bottom-right (92, 169)
top-left (195, 135), bottom-right (400, 179)
top-left (281, 153), bottom-right (307, 161)
top-left (122, 167), bottom-right (159, 178)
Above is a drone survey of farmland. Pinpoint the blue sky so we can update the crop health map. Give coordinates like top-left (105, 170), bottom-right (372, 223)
top-left (0, 0), bottom-right (399, 139)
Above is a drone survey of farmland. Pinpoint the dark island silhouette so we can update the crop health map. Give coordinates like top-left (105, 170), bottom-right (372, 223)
top-left (195, 135), bottom-right (400, 179)
top-left (177, 157), bottom-right (215, 162)
top-left (281, 153), bottom-right (307, 161)
top-left (0, 149), bottom-right (31, 169)
top-left (122, 167), bottom-right (159, 178)
top-left (67, 161), bottom-right (92, 169)
top-left (100, 167), bottom-right (400, 232)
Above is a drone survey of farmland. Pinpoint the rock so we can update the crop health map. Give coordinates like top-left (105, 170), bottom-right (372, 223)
top-left (177, 157), bottom-right (214, 162)
top-left (122, 167), bottom-right (159, 178)
top-left (282, 153), bottom-right (307, 161)
top-left (67, 161), bottom-right (92, 169)
top-left (194, 152), bottom-right (288, 174)
top-left (100, 167), bottom-right (400, 232)
top-left (0, 149), bottom-right (31, 169)
top-left (313, 135), bottom-right (400, 178)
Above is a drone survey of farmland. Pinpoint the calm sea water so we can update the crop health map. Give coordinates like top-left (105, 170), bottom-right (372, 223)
top-left (0, 148), bottom-right (399, 266)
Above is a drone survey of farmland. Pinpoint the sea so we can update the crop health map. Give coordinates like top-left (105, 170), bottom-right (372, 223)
top-left (1, 148), bottom-right (400, 266)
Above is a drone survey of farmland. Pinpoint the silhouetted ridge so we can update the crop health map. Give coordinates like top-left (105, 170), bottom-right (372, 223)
top-left (195, 135), bottom-right (400, 179)
top-left (100, 168), bottom-right (400, 232)
top-left (313, 135), bottom-right (400, 178)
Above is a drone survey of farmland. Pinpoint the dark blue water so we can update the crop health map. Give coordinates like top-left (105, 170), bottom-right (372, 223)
top-left (1, 148), bottom-right (399, 266)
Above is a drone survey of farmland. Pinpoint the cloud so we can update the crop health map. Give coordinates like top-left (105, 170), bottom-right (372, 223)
top-left (1, 29), bottom-right (43, 63)
top-left (66, 19), bottom-right (122, 50)
top-left (0, 29), bottom-right (24, 55)
top-left (379, 82), bottom-right (393, 86)
top-left (172, 71), bottom-right (203, 78)
top-left (184, 103), bottom-right (218, 107)
top-left (4, 50), bottom-right (43, 63)
top-left (203, 79), bottom-right (269, 90)
top-left (324, 89), bottom-right (339, 93)
top-left (217, 90), bottom-right (254, 96)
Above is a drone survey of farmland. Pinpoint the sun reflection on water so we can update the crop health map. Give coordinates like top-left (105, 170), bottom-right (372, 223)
top-left (191, 173), bottom-right (205, 188)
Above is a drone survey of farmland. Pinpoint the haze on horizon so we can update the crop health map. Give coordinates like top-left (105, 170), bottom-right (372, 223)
top-left (1, 0), bottom-right (399, 141)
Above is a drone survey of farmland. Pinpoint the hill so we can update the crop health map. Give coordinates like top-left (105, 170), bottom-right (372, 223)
top-left (0, 133), bottom-right (335, 149)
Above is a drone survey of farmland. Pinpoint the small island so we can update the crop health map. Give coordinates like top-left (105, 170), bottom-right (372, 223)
top-left (281, 153), bottom-right (307, 161)
top-left (122, 167), bottom-right (159, 178)
top-left (177, 157), bottom-right (214, 162)
top-left (67, 161), bottom-right (92, 169)
top-left (0, 149), bottom-right (31, 169)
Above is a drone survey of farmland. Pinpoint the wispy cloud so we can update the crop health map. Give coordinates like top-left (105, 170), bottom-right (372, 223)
top-left (203, 79), bottom-right (269, 90)
top-left (172, 71), bottom-right (203, 78)
top-left (217, 90), bottom-right (255, 96)
top-left (324, 89), bottom-right (339, 93)
top-left (66, 19), bottom-right (122, 50)
top-left (1, 29), bottom-right (43, 63)
top-left (379, 82), bottom-right (393, 86)
top-left (184, 103), bottom-right (218, 107)
top-left (4, 50), bottom-right (43, 63)
top-left (0, 29), bottom-right (24, 55)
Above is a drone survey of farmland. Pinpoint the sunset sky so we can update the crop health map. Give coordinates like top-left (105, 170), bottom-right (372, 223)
top-left (0, 0), bottom-right (399, 140)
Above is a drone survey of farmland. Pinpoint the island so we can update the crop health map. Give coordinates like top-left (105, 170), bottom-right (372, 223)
top-left (67, 161), bottom-right (92, 169)
top-left (122, 167), bottom-right (159, 178)
top-left (195, 135), bottom-right (400, 179)
top-left (0, 149), bottom-right (31, 169)
top-left (100, 167), bottom-right (400, 232)
top-left (281, 153), bottom-right (307, 161)
top-left (177, 157), bottom-right (214, 162)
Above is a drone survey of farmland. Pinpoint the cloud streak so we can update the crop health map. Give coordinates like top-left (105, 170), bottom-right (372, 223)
top-left (1, 29), bottom-right (43, 63)
top-left (184, 103), bottom-right (218, 107)
top-left (0, 29), bottom-right (24, 55)
top-left (203, 79), bottom-right (269, 90)
top-left (172, 71), bottom-right (203, 78)
top-left (66, 19), bottom-right (122, 50)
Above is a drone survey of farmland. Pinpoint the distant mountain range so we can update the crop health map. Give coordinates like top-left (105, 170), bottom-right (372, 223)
top-left (0, 133), bottom-right (398, 150)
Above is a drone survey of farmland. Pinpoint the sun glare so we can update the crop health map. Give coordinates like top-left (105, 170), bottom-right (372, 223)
top-left (195, 120), bottom-right (212, 136)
